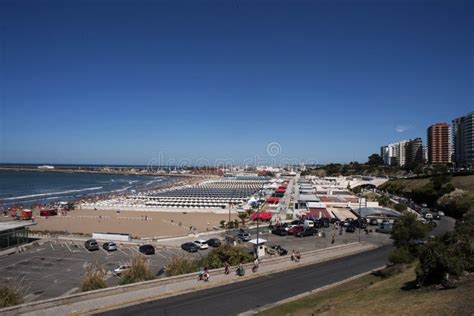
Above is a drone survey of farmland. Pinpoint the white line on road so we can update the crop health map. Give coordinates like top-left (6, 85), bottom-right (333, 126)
top-left (65, 243), bottom-right (72, 252)
top-left (50, 243), bottom-right (54, 250)
top-left (118, 248), bottom-right (129, 256)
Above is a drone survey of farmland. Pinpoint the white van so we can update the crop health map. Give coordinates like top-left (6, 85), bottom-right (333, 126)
top-left (303, 220), bottom-right (314, 228)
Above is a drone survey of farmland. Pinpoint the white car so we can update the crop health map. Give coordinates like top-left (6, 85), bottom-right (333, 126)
top-left (424, 213), bottom-right (433, 220)
top-left (194, 240), bottom-right (209, 250)
top-left (438, 211), bottom-right (445, 216)
top-left (114, 265), bottom-right (131, 276)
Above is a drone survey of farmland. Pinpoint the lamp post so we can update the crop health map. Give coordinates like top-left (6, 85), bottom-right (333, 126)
top-left (256, 181), bottom-right (264, 260)
top-left (358, 187), bottom-right (363, 243)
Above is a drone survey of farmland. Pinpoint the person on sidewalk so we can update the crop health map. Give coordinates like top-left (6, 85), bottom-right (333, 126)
top-left (224, 261), bottom-right (230, 275)
top-left (252, 258), bottom-right (259, 273)
top-left (236, 261), bottom-right (245, 276)
top-left (295, 250), bottom-right (301, 262)
top-left (291, 249), bottom-right (295, 261)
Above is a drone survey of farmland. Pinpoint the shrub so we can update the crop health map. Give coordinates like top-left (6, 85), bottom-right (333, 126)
top-left (80, 262), bottom-right (107, 292)
top-left (389, 246), bottom-right (415, 264)
top-left (165, 256), bottom-right (200, 276)
top-left (0, 280), bottom-right (26, 307)
top-left (120, 255), bottom-right (155, 285)
top-left (200, 244), bottom-right (254, 269)
top-left (394, 202), bottom-right (407, 213)
top-left (437, 189), bottom-right (474, 219)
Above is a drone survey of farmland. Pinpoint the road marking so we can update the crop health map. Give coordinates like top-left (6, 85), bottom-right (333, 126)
top-left (50, 243), bottom-right (54, 250)
top-left (65, 243), bottom-right (72, 252)
top-left (155, 252), bottom-right (167, 259)
top-left (118, 248), bottom-right (129, 256)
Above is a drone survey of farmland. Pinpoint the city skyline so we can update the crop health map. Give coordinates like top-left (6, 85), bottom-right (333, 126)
top-left (1, 0), bottom-right (473, 165)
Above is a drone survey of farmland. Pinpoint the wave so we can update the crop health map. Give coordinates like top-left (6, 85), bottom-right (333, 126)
top-left (113, 186), bottom-right (132, 192)
top-left (2, 187), bottom-right (104, 201)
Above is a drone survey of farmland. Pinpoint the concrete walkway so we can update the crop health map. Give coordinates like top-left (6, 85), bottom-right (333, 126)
top-left (1, 242), bottom-right (377, 316)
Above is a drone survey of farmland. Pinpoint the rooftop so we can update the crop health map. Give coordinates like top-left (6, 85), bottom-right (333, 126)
top-left (0, 220), bottom-right (37, 232)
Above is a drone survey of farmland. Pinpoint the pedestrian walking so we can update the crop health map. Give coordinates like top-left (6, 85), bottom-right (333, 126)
top-left (331, 233), bottom-right (336, 244)
top-left (291, 249), bottom-right (296, 261)
top-left (236, 261), bottom-right (245, 276)
top-left (295, 250), bottom-right (301, 262)
top-left (224, 261), bottom-right (230, 275)
top-left (252, 257), bottom-right (259, 273)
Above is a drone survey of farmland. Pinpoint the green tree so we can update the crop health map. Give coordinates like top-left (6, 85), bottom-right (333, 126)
top-left (394, 202), bottom-right (407, 213)
top-left (238, 212), bottom-right (249, 227)
top-left (368, 154), bottom-right (384, 166)
top-left (391, 213), bottom-right (430, 249)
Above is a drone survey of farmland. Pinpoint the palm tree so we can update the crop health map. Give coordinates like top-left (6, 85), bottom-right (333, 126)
top-left (238, 212), bottom-right (249, 227)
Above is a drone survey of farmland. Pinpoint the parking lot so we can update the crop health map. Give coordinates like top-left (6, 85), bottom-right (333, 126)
top-left (0, 226), bottom-right (391, 303)
top-left (0, 239), bottom-right (210, 302)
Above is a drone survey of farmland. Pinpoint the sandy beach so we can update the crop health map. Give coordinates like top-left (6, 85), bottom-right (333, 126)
top-left (30, 208), bottom-right (239, 238)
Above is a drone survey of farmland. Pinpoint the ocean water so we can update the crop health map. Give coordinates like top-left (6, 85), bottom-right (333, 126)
top-left (0, 170), bottom-right (172, 206)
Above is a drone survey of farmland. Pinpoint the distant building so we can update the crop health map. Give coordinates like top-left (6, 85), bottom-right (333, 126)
top-left (380, 143), bottom-right (399, 166)
top-left (428, 123), bottom-right (451, 164)
top-left (452, 112), bottom-right (474, 168)
top-left (406, 138), bottom-right (423, 165)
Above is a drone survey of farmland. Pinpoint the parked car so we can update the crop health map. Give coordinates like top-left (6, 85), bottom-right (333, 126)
top-left (237, 232), bottom-right (251, 241)
top-left (139, 244), bottom-right (155, 255)
top-left (424, 213), bottom-right (433, 220)
top-left (433, 214), bottom-right (441, 220)
top-left (295, 228), bottom-right (316, 237)
top-left (206, 238), bottom-right (221, 248)
top-left (194, 240), bottom-right (209, 250)
top-left (345, 226), bottom-right (356, 233)
top-left (320, 218), bottom-right (330, 228)
top-left (85, 239), bottom-right (99, 251)
top-left (438, 211), bottom-right (445, 216)
top-left (376, 224), bottom-right (393, 234)
top-left (103, 241), bottom-right (117, 251)
top-left (181, 242), bottom-right (199, 252)
top-left (113, 265), bottom-right (131, 276)
top-left (287, 225), bottom-right (304, 235)
top-left (354, 218), bottom-right (368, 229)
top-left (272, 227), bottom-right (288, 236)
top-left (369, 218), bottom-right (379, 226)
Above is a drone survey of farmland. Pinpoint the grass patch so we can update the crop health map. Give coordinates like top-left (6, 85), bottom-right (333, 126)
top-left (380, 175), bottom-right (474, 196)
top-left (257, 266), bottom-right (474, 316)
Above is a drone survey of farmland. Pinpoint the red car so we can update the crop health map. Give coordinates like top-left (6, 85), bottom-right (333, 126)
top-left (287, 225), bottom-right (303, 235)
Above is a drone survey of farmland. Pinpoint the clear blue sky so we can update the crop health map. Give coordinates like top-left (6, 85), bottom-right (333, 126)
top-left (1, 0), bottom-right (473, 165)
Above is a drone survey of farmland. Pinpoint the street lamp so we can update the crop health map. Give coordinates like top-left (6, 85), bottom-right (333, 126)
top-left (256, 181), bottom-right (265, 260)
top-left (358, 187), bottom-right (363, 243)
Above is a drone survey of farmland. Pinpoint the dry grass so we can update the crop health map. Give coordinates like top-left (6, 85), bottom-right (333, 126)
top-left (80, 262), bottom-right (107, 292)
top-left (258, 266), bottom-right (474, 316)
top-left (120, 255), bottom-right (155, 284)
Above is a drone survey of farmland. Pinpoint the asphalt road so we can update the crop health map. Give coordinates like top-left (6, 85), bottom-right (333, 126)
top-left (97, 245), bottom-right (393, 316)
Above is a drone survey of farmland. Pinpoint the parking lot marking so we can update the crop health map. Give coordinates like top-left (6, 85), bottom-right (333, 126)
top-left (65, 243), bottom-right (72, 252)
top-left (118, 248), bottom-right (129, 256)
top-left (155, 252), bottom-right (167, 259)
top-left (50, 243), bottom-right (54, 250)
top-left (131, 247), bottom-right (142, 255)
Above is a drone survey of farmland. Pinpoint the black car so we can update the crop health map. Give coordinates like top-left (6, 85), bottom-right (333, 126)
top-left (206, 238), bottom-right (221, 248)
top-left (320, 218), bottom-right (330, 228)
top-left (313, 220), bottom-right (323, 228)
top-left (139, 244), bottom-right (155, 255)
top-left (181, 242), bottom-right (199, 252)
top-left (354, 218), bottom-right (368, 229)
top-left (85, 239), bottom-right (99, 251)
top-left (271, 227), bottom-right (288, 236)
top-left (346, 226), bottom-right (356, 233)
top-left (369, 218), bottom-right (379, 226)
top-left (295, 228), bottom-right (316, 237)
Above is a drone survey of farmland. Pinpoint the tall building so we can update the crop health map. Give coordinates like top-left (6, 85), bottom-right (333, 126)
top-left (380, 140), bottom-right (409, 166)
top-left (428, 123), bottom-right (451, 164)
top-left (452, 112), bottom-right (474, 168)
top-left (406, 138), bottom-right (423, 165)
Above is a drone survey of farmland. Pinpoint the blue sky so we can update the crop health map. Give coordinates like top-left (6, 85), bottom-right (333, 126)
top-left (1, 0), bottom-right (473, 165)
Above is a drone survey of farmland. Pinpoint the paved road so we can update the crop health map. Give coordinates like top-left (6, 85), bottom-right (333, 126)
top-left (98, 245), bottom-right (393, 316)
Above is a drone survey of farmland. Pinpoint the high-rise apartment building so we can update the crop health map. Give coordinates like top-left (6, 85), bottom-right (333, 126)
top-left (427, 123), bottom-right (451, 164)
top-left (452, 112), bottom-right (474, 168)
top-left (406, 138), bottom-right (423, 165)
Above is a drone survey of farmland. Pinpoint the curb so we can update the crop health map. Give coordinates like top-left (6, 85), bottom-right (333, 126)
top-left (238, 265), bottom-right (387, 315)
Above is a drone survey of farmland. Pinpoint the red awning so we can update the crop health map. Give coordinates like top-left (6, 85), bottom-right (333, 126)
top-left (275, 189), bottom-right (286, 193)
top-left (251, 212), bottom-right (273, 221)
top-left (278, 186), bottom-right (287, 189)
top-left (266, 197), bottom-right (280, 204)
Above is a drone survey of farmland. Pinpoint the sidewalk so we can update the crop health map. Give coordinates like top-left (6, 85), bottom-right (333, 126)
top-left (2, 242), bottom-right (377, 316)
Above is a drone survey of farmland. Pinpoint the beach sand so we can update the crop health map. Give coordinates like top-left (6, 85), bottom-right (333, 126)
top-left (31, 209), bottom-right (239, 238)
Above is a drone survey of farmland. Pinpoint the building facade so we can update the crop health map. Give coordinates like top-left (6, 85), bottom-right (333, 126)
top-left (452, 112), bottom-right (474, 168)
top-left (427, 123), bottom-right (451, 164)
top-left (406, 138), bottom-right (423, 165)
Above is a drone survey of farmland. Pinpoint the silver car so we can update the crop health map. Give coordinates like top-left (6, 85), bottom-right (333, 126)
top-left (103, 241), bottom-right (117, 251)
